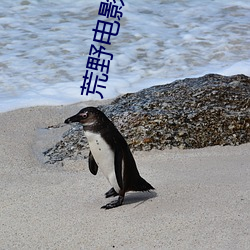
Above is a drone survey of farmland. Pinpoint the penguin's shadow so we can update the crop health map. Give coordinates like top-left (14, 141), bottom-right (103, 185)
top-left (122, 191), bottom-right (157, 208)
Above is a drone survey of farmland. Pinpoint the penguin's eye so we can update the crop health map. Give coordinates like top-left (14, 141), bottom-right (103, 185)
top-left (79, 112), bottom-right (88, 119)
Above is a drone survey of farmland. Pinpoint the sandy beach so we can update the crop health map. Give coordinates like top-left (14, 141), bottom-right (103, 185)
top-left (0, 101), bottom-right (249, 249)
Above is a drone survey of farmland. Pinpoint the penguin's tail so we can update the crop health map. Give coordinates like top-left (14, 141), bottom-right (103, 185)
top-left (132, 176), bottom-right (154, 192)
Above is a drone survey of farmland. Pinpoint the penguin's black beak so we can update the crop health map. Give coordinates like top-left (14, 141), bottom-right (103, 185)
top-left (64, 114), bottom-right (81, 124)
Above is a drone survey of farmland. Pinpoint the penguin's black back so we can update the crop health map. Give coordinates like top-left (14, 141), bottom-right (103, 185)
top-left (102, 122), bottom-right (154, 192)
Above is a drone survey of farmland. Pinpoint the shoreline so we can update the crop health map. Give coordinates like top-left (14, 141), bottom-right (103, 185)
top-left (0, 102), bottom-right (249, 249)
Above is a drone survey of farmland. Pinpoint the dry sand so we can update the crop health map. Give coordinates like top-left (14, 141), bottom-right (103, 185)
top-left (0, 101), bottom-right (249, 249)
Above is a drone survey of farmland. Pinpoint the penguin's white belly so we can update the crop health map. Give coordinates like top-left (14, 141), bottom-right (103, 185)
top-left (85, 131), bottom-right (120, 193)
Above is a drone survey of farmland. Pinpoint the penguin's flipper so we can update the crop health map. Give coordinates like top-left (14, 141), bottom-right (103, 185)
top-left (105, 187), bottom-right (118, 198)
top-left (101, 196), bottom-right (124, 209)
top-left (114, 146), bottom-right (124, 190)
top-left (88, 151), bottom-right (98, 175)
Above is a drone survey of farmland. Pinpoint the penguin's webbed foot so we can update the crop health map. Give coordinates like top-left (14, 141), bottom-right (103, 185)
top-left (105, 187), bottom-right (118, 198)
top-left (101, 196), bottom-right (124, 209)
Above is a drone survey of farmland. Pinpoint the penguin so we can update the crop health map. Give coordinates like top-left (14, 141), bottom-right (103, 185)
top-left (64, 107), bottom-right (154, 209)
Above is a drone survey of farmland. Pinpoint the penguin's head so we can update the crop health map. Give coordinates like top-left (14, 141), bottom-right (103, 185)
top-left (65, 107), bottom-right (109, 129)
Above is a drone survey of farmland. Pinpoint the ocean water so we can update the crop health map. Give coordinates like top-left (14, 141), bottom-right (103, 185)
top-left (0, 0), bottom-right (250, 112)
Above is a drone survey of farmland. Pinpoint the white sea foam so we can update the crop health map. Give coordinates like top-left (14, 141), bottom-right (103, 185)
top-left (0, 0), bottom-right (249, 112)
